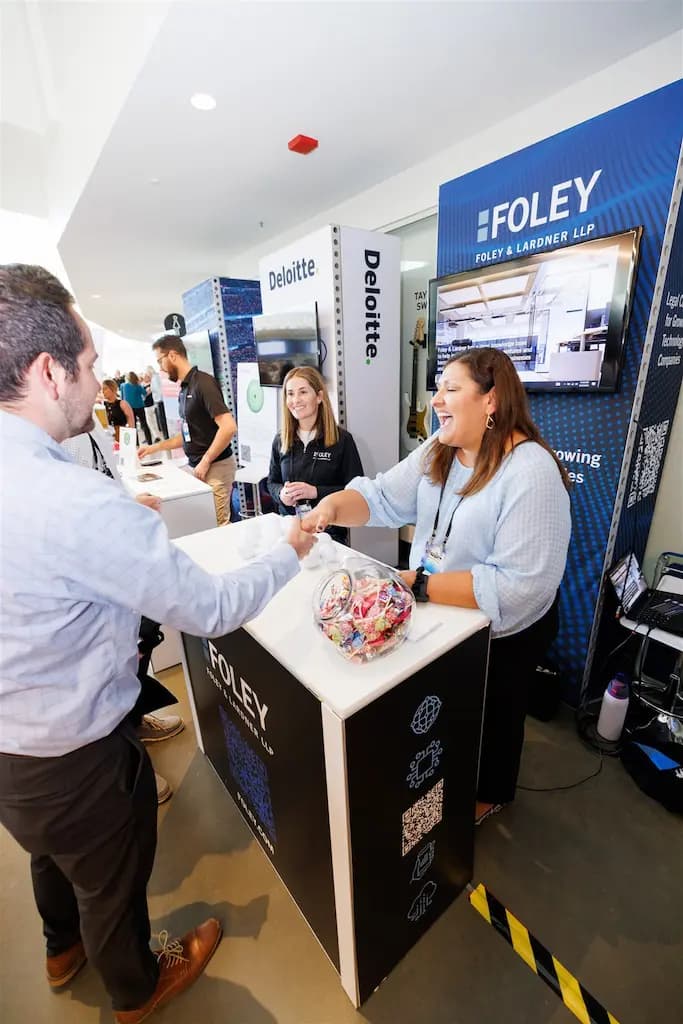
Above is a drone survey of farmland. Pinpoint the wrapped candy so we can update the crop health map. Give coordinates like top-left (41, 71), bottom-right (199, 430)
top-left (313, 558), bottom-right (415, 662)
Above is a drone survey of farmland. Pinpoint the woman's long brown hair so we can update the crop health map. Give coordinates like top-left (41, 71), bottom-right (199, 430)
top-left (423, 348), bottom-right (571, 496)
top-left (279, 366), bottom-right (339, 453)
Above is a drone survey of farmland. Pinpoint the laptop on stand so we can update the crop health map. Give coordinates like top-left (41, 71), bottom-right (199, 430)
top-left (608, 553), bottom-right (683, 636)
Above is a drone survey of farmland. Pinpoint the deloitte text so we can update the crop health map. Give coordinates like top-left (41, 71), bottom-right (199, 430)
top-left (268, 257), bottom-right (316, 291)
top-left (364, 249), bottom-right (381, 364)
top-left (477, 170), bottom-right (602, 242)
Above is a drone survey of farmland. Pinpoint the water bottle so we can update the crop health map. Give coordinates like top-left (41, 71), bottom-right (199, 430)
top-left (596, 672), bottom-right (630, 741)
top-left (295, 500), bottom-right (313, 519)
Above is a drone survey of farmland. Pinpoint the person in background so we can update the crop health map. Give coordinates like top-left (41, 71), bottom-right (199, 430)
top-left (142, 367), bottom-right (162, 444)
top-left (0, 264), bottom-right (315, 1023)
top-left (267, 366), bottom-right (363, 544)
top-left (102, 378), bottom-right (133, 441)
top-left (138, 336), bottom-right (237, 526)
top-left (121, 371), bottom-right (152, 446)
top-left (301, 348), bottom-right (571, 824)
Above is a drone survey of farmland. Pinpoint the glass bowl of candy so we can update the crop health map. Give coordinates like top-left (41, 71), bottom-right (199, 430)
top-left (312, 558), bottom-right (415, 662)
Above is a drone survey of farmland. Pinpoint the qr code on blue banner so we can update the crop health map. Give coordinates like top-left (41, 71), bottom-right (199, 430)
top-left (627, 420), bottom-right (669, 507)
top-left (402, 779), bottom-right (443, 856)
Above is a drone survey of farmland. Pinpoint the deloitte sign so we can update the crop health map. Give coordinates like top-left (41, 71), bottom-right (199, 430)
top-left (267, 257), bottom-right (316, 291)
top-left (364, 249), bottom-right (381, 364)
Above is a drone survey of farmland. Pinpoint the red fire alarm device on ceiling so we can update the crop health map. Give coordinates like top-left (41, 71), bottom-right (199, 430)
top-left (288, 134), bottom-right (319, 155)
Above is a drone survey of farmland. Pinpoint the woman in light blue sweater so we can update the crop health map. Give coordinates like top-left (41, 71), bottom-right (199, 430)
top-left (303, 348), bottom-right (571, 824)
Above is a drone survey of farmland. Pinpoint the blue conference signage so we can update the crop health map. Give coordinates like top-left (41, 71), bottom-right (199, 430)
top-left (182, 276), bottom-right (262, 417)
top-left (436, 81), bottom-right (683, 699)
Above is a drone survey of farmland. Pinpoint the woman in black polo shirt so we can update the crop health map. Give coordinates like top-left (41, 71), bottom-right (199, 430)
top-left (267, 367), bottom-right (363, 543)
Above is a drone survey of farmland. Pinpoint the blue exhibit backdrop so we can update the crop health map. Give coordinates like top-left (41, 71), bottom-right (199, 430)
top-left (182, 277), bottom-right (262, 517)
top-left (182, 277), bottom-right (262, 420)
top-left (436, 81), bottom-right (683, 703)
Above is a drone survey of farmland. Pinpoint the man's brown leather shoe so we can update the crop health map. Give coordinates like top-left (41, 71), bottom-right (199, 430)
top-left (46, 940), bottom-right (86, 988)
top-left (113, 918), bottom-right (222, 1024)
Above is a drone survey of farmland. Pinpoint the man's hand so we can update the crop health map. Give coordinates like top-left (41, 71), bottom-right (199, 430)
top-left (193, 457), bottom-right (210, 481)
top-left (299, 495), bottom-right (337, 534)
top-left (136, 493), bottom-right (162, 513)
top-left (137, 444), bottom-right (157, 460)
top-left (284, 516), bottom-right (317, 561)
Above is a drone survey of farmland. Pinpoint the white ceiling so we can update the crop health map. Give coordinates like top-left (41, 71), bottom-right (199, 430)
top-left (3, 1), bottom-right (682, 339)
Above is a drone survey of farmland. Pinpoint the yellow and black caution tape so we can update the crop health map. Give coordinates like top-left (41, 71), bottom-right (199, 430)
top-left (468, 883), bottom-right (620, 1024)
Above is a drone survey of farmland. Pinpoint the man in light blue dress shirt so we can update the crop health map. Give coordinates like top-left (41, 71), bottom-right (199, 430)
top-left (0, 265), bottom-right (315, 1022)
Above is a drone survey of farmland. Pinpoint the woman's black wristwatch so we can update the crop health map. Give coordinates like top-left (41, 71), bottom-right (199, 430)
top-left (411, 565), bottom-right (430, 603)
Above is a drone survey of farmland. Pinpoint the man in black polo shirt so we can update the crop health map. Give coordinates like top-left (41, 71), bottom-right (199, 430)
top-left (138, 336), bottom-right (236, 525)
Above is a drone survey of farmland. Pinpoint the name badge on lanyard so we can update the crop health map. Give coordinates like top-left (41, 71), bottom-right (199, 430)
top-left (420, 484), bottom-right (461, 575)
top-left (421, 540), bottom-right (445, 575)
top-left (179, 389), bottom-right (191, 443)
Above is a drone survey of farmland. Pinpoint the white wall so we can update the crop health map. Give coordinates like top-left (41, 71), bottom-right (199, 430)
top-left (225, 31), bottom-right (683, 576)
top-left (95, 329), bottom-right (154, 379)
top-left (0, 208), bottom-right (153, 380)
top-left (0, 209), bottom-right (72, 286)
top-left (225, 32), bottom-right (683, 279)
top-left (46, 2), bottom-right (168, 240)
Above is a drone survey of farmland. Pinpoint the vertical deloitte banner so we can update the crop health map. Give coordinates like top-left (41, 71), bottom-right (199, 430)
top-left (436, 81), bottom-right (683, 701)
top-left (259, 226), bottom-right (400, 564)
top-left (338, 225), bottom-right (401, 564)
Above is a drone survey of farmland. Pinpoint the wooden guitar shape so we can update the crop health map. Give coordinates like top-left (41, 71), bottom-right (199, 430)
top-left (403, 317), bottom-right (428, 443)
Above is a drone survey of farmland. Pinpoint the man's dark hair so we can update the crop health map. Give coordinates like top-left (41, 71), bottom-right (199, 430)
top-left (0, 264), bottom-right (84, 403)
top-left (153, 334), bottom-right (187, 359)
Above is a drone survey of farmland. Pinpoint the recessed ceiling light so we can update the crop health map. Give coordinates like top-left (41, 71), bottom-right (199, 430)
top-left (149, 178), bottom-right (160, 185)
top-left (190, 93), bottom-right (216, 111)
top-left (91, 293), bottom-right (101, 299)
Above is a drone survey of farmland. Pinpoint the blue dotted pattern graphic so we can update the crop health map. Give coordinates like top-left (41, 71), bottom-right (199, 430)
top-left (219, 704), bottom-right (277, 843)
top-left (436, 83), bottom-right (683, 697)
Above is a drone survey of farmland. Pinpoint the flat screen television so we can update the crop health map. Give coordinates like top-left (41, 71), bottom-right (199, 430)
top-left (427, 227), bottom-right (642, 393)
top-left (253, 304), bottom-right (321, 387)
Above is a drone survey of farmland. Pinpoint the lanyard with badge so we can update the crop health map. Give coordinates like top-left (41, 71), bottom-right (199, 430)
top-left (421, 484), bottom-right (463, 574)
top-left (178, 385), bottom-right (191, 443)
top-left (286, 437), bottom-right (317, 517)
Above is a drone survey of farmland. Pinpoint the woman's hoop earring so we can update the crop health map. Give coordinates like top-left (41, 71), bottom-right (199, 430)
top-left (486, 413), bottom-right (495, 430)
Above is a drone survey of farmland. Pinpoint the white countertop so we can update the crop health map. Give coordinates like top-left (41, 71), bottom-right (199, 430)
top-left (121, 461), bottom-right (213, 502)
top-left (174, 515), bottom-right (490, 719)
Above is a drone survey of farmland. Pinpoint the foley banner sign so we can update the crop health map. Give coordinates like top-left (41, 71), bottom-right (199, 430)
top-left (436, 81), bottom-right (683, 699)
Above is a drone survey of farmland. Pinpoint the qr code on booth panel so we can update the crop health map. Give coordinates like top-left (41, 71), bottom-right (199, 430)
top-left (627, 420), bottom-right (669, 508)
top-left (402, 779), bottom-right (443, 856)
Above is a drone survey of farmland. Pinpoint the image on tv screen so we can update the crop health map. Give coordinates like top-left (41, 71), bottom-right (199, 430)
top-left (254, 304), bottom-right (320, 387)
top-left (427, 228), bottom-right (642, 393)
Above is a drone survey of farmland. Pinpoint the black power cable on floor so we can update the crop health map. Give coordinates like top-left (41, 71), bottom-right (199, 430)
top-left (516, 757), bottom-right (603, 793)
top-left (515, 709), bottom-right (606, 794)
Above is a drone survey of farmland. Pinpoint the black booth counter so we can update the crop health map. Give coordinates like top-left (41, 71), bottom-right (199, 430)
top-left (174, 515), bottom-right (490, 1005)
